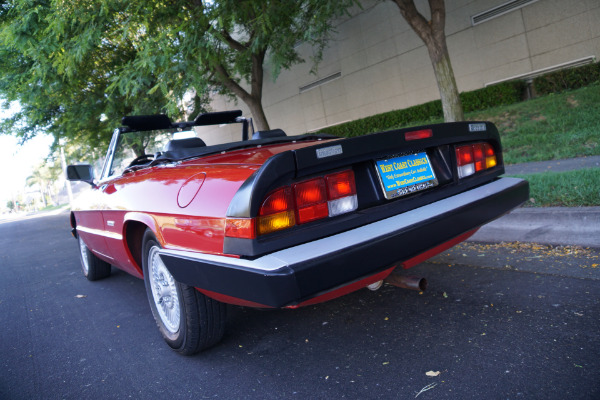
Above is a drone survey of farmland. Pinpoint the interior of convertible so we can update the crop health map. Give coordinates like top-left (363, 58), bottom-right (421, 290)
top-left (106, 110), bottom-right (332, 179)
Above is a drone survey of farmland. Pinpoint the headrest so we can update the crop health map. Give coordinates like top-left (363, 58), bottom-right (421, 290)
top-left (165, 137), bottom-right (206, 151)
top-left (251, 129), bottom-right (287, 140)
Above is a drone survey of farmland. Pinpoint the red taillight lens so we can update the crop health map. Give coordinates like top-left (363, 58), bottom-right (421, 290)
top-left (294, 178), bottom-right (328, 224)
top-left (294, 178), bottom-right (327, 207)
top-left (456, 146), bottom-right (474, 166)
top-left (456, 142), bottom-right (497, 179)
top-left (472, 143), bottom-right (485, 172)
top-left (259, 187), bottom-right (293, 216)
top-left (326, 170), bottom-right (356, 200)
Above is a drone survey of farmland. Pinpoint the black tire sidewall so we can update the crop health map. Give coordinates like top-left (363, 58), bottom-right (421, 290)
top-left (77, 236), bottom-right (91, 278)
top-left (78, 235), bottom-right (110, 281)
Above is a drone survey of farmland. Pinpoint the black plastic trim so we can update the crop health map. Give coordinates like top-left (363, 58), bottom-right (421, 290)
top-left (223, 121), bottom-right (505, 257)
top-left (161, 178), bottom-right (529, 308)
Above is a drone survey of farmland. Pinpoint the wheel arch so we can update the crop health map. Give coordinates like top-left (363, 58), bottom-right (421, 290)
top-left (70, 211), bottom-right (78, 239)
top-left (123, 212), bottom-right (162, 277)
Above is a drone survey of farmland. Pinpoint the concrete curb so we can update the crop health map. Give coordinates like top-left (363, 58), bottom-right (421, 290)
top-left (471, 206), bottom-right (600, 248)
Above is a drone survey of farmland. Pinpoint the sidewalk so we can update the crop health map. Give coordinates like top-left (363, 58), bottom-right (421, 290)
top-left (471, 156), bottom-right (600, 248)
top-left (504, 155), bottom-right (600, 175)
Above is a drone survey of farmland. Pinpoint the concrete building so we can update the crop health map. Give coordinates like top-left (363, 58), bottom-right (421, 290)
top-left (204, 0), bottom-right (600, 143)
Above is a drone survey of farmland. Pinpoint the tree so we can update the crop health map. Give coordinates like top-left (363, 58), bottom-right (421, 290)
top-left (26, 159), bottom-right (62, 208)
top-left (392, 0), bottom-right (464, 122)
top-left (0, 0), bottom-right (190, 159)
top-left (105, 0), bottom-right (357, 131)
top-left (1, 0), bottom-right (358, 148)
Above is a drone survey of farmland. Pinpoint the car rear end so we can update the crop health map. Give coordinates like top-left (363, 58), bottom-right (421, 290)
top-left (159, 121), bottom-right (529, 308)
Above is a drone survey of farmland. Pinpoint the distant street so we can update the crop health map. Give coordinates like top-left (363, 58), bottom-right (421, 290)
top-left (1, 212), bottom-right (599, 399)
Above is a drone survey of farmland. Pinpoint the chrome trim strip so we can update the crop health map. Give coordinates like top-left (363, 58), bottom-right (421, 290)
top-left (160, 178), bottom-right (525, 273)
top-left (77, 225), bottom-right (123, 241)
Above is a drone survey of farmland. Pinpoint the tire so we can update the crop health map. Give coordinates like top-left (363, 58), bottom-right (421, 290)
top-left (141, 229), bottom-right (226, 355)
top-left (78, 235), bottom-right (111, 281)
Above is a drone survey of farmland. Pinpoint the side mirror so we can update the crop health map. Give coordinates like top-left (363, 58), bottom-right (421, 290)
top-left (66, 164), bottom-right (96, 187)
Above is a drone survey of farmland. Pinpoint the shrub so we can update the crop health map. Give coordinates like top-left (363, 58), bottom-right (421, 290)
top-left (320, 81), bottom-right (524, 137)
top-left (321, 100), bottom-right (443, 137)
top-left (318, 63), bottom-right (599, 138)
top-left (533, 62), bottom-right (600, 95)
top-left (460, 81), bottom-right (526, 112)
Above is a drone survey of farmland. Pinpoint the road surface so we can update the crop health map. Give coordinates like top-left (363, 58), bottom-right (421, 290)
top-left (1, 211), bottom-right (599, 399)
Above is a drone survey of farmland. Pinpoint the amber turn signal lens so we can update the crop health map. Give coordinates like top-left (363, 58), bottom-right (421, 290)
top-left (257, 211), bottom-right (296, 235)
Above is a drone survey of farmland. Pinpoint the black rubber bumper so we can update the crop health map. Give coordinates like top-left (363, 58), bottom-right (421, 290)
top-left (159, 177), bottom-right (529, 308)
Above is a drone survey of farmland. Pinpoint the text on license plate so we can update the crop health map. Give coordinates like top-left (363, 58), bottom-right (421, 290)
top-left (375, 152), bottom-right (438, 199)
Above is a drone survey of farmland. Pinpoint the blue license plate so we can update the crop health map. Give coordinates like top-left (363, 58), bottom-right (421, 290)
top-left (375, 152), bottom-right (438, 199)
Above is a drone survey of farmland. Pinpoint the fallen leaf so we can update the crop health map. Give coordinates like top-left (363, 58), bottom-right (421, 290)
top-left (75, 294), bottom-right (87, 298)
top-left (425, 371), bottom-right (440, 377)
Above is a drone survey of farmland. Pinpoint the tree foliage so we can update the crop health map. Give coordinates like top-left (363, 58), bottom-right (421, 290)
top-left (0, 0), bottom-right (357, 157)
top-left (0, 0), bottom-right (172, 160)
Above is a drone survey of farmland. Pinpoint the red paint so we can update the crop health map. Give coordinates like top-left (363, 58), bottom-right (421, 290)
top-left (71, 142), bottom-right (324, 278)
top-left (197, 288), bottom-right (272, 308)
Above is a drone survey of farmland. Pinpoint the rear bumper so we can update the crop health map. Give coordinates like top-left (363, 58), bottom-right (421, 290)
top-left (159, 177), bottom-right (529, 308)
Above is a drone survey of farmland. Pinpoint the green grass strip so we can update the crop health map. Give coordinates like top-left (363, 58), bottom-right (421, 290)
top-left (508, 168), bottom-right (600, 207)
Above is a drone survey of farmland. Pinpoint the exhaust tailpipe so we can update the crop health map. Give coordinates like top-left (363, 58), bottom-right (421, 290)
top-left (385, 273), bottom-right (427, 291)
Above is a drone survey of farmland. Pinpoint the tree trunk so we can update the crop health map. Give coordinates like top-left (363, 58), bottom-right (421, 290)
top-left (246, 99), bottom-right (270, 131)
top-left (430, 44), bottom-right (463, 122)
top-left (393, 0), bottom-right (464, 122)
top-left (213, 52), bottom-right (271, 131)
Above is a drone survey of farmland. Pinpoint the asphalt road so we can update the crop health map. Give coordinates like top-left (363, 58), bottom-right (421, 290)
top-left (1, 212), bottom-right (599, 400)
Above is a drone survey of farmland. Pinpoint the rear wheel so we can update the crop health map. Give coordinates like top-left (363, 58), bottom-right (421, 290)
top-left (78, 235), bottom-right (111, 281)
top-left (141, 229), bottom-right (226, 355)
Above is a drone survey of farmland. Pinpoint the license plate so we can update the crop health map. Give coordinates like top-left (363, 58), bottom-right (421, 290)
top-left (375, 152), bottom-right (438, 199)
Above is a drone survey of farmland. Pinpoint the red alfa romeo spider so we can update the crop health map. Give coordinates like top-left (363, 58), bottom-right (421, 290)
top-left (67, 110), bottom-right (528, 355)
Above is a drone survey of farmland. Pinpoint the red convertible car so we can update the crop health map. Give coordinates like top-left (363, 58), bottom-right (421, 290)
top-left (67, 110), bottom-right (528, 355)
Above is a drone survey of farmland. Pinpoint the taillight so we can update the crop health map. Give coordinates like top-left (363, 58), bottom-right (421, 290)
top-left (456, 142), bottom-right (497, 178)
top-left (483, 143), bottom-right (497, 168)
top-left (225, 218), bottom-right (255, 239)
top-left (225, 169), bottom-right (358, 238)
top-left (326, 170), bottom-right (358, 217)
top-left (257, 187), bottom-right (295, 235)
top-left (294, 178), bottom-right (328, 224)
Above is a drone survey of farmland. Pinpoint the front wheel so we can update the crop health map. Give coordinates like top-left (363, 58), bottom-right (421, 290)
top-left (141, 229), bottom-right (226, 355)
top-left (78, 235), bottom-right (111, 281)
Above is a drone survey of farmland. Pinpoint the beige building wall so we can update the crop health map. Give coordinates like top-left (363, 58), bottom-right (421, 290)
top-left (207, 0), bottom-right (600, 138)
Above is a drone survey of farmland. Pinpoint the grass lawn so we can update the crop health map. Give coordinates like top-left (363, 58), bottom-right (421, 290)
top-left (509, 168), bottom-right (600, 207)
top-left (393, 84), bottom-right (600, 165)
top-left (469, 84), bottom-right (600, 165)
